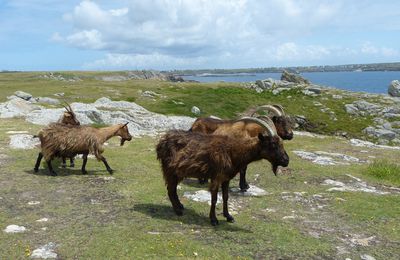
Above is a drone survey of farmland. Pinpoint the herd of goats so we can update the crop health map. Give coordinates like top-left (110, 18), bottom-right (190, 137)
top-left (32, 103), bottom-right (293, 226)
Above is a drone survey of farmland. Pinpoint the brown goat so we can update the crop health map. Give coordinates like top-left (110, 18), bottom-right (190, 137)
top-left (58, 102), bottom-right (80, 168)
top-left (157, 117), bottom-right (289, 226)
top-left (34, 123), bottom-right (132, 176)
top-left (190, 104), bottom-right (293, 191)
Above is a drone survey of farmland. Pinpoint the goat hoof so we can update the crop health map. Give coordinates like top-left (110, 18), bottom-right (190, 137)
top-left (210, 219), bottom-right (219, 226)
top-left (174, 209), bottom-right (183, 216)
top-left (50, 172), bottom-right (57, 176)
top-left (178, 203), bottom-right (184, 210)
top-left (34, 168), bottom-right (39, 173)
top-left (70, 163), bottom-right (75, 168)
top-left (61, 164), bottom-right (66, 168)
top-left (82, 170), bottom-right (88, 175)
top-left (240, 183), bottom-right (250, 192)
top-left (108, 169), bottom-right (114, 174)
top-left (226, 215), bottom-right (235, 223)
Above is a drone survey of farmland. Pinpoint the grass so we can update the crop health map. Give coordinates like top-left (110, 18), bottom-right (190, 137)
top-left (1, 72), bottom-right (400, 259)
top-left (365, 160), bottom-right (400, 186)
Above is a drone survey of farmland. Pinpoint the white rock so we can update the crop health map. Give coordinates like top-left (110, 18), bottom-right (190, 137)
top-left (183, 190), bottom-right (222, 205)
top-left (322, 178), bottom-right (389, 195)
top-left (360, 254), bottom-right (376, 260)
top-left (191, 106), bottom-right (201, 115)
top-left (9, 134), bottom-right (40, 149)
top-left (36, 218), bottom-right (48, 222)
top-left (350, 138), bottom-right (400, 150)
top-left (30, 242), bottom-right (57, 259)
top-left (4, 224), bottom-right (26, 233)
top-left (230, 185), bottom-right (268, 196)
top-left (28, 201), bottom-right (41, 205)
top-left (14, 90), bottom-right (33, 100)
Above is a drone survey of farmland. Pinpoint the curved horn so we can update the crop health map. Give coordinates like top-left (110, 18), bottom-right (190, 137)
top-left (254, 105), bottom-right (282, 117)
top-left (240, 116), bottom-right (277, 136)
top-left (272, 104), bottom-right (285, 115)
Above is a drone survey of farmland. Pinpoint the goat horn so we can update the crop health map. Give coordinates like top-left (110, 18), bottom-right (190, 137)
top-left (123, 122), bottom-right (129, 127)
top-left (240, 117), bottom-right (277, 136)
top-left (255, 105), bottom-right (282, 117)
top-left (272, 104), bottom-right (285, 115)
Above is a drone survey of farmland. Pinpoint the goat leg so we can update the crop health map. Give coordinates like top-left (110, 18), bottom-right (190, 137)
top-left (222, 181), bottom-right (234, 223)
top-left (98, 155), bottom-right (113, 174)
top-left (167, 175), bottom-right (183, 215)
top-left (70, 157), bottom-right (75, 168)
top-left (209, 184), bottom-right (219, 226)
top-left (61, 157), bottom-right (67, 168)
top-left (46, 160), bottom-right (57, 176)
top-left (34, 152), bottom-right (43, 172)
top-left (239, 166), bottom-right (250, 191)
top-left (81, 153), bottom-right (88, 174)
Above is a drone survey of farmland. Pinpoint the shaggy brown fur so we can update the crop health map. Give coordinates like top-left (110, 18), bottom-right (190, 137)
top-left (58, 103), bottom-right (80, 168)
top-left (190, 105), bottom-right (293, 191)
top-left (34, 123), bottom-right (132, 176)
top-left (156, 129), bottom-right (289, 226)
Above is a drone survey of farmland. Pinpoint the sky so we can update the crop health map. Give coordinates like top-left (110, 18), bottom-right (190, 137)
top-left (0, 0), bottom-right (400, 71)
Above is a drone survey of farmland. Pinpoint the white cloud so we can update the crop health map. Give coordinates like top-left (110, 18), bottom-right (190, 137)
top-left (52, 0), bottom-right (400, 68)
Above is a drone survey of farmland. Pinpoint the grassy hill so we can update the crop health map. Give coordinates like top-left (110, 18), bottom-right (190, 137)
top-left (0, 72), bottom-right (399, 259)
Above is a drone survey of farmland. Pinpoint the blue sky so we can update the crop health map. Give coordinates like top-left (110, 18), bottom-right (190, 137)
top-left (0, 0), bottom-right (399, 71)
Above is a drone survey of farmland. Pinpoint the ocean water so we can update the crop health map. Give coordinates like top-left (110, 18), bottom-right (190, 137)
top-left (182, 71), bottom-right (400, 94)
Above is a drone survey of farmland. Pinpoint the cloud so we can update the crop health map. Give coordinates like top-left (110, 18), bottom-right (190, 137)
top-left (52, 0), bottom-right (400, 68)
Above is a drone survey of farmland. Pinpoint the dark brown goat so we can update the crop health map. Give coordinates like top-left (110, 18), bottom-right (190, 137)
top-left (157, 118), bottom-right (289, 226)
top-left (190, 104), bottom-right (293, 191)
top-left (58, 103), bottom-right (80, 168)
top-left (34, 123), bottom-right (132, 176)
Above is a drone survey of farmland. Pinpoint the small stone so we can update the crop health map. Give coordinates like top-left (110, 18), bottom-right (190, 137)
top-left (30, 242), bottom-right (57, 259)
top-left (360, 254), bottom-right (376, 260)
top-left (14, 91), bottom-right (33, 100)
top-left (4, 224), bottom-right (26, 233)
top-left (36, 218), bottom-right (48, 222)
top-left (28, 201), bottom-right (41, 205)
top-left (191, 106), bottom-right (201, 115)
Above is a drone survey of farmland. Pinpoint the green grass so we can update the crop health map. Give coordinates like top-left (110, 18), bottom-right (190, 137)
top-left (365, 160), bottom-right (400, 186)
top-left (1, 72), bottom-right (400, 259)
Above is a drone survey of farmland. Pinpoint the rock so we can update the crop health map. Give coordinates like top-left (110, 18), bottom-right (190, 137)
top-left (306, 87), bottom-right (322, 94)
top-left (281, 70), bottom-right (310, 84)
top-left (191, 106), bottom-right (201, 115)
top-left (322, 176), bottom-right (389, 195)
top-left (183, 190), bottom-right (222, 205)
top-left (0, 98), bottom-right (42, 118)
top-left (363, 127), bottom-right (396, 140)
top-left (30, 242), bottom-right (57, 259)
top-left (272, 87), bottom-right (290, 95)
top-left (350, 236), bottom-right (376, 246)
top-left (35, 97), bottom-right (60, 105)
top-left (332, 94), bottom-right (343, 99)
top-left (360, 254), bottom-right (376, 260)
top-left (302, 90), bottom-right (317, 96)
top-left (53, 93), bottom-right (64, 97)
top-left (293, 150), bottom-right (362, 165)
top-left (9, 134), bottom-right (40, 149)
top-left (345, 104), bottom-right (359, 115)
top-left (230, 185), bottom-right (269, 196)
top-left (36, 218), bottom-right (49, 222)
top-left (14, 90), bottom-right (32, 100)
top-left (141, 91), bottom-right (159, 98)
top-left (349, 138), bottom-right (400, 150)
top-left (388, 80), bottom-right (400, 97)
top-left (4, 224), bottom-right (26, 233)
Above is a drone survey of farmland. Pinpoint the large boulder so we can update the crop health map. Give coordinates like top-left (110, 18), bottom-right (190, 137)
top-left (281, 70), bottom-right (310, 84)
top-left (388, 80), bottom-right (400, 97)
top-left (0, 99), bottom-right (42, 118)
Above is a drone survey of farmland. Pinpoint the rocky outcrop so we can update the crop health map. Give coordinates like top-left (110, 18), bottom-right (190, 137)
top-left (1, 96), bottom-right (195, 137)
top-left (388, 80), bottom-right (400, 97)
top-left (281, 70), bottom-right (310, 84)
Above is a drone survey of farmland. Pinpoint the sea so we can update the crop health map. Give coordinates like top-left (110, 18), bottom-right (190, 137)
top-left (182, 71), bottom-right (400, 94)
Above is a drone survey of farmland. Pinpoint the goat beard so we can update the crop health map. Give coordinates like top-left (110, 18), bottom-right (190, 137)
top-left (120, 138), bottom-right (126, 146)
top-left (272, 164), bottom-right (278, 176)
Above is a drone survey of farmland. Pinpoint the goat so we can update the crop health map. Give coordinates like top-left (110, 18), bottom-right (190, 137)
top-left (58, 102), bottom-right (80, 168)
top-left (34, 123), bottom-right (132, 176)
top-left (190, 104), bottom-right (293, 191)
top-left (157, 117), bottom-right (289, 226)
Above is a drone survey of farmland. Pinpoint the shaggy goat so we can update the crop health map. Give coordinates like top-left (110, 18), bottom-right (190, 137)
top-left (157, 117), bottom-right (289, 226)
top-left (34, 123), bottom-right (132, 176)
top-left (190, 104), bottom-right (293, 190)
top-left (58, 103), bottom-right (80, 168)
